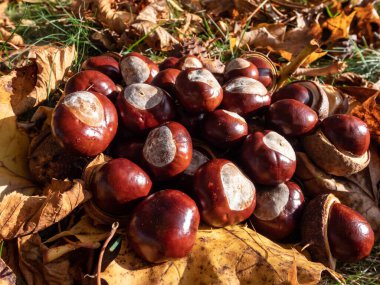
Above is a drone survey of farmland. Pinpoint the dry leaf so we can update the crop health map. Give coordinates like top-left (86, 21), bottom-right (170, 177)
top-left (0, 258), bottom-right (16, 285)
top-left (354, 4), bottom-right (380, 45)
top-left (0, 28), bottom-right (24, 47)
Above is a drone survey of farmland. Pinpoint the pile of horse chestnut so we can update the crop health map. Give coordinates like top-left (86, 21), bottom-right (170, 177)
top-left (49, 51), bottom-right (375, 268)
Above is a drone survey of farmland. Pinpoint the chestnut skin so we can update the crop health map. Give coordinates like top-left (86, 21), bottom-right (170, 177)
top-left (91, 158), bottom-right (152, 216)
top-left (222, 77), bottom-right (270, 116)
top-left (128, 189), bottom-right (200, 263)
top-left (328, 203), bottom-right (374, 262)
top-left (175, 68), bottom-right (223, 113)
top-left (267, 99), bottom-right (318, 137)
top-left (320, 114), bottom-right (370, 156)
top-left (64, 70), bottom-right (119, 101)
top-left (52, 91), bottom-right (118, 157)
top-left (111, 138), bottom-right (145, 164)
top-left (142, 121), bottom-right (192, 179)
top-left (175, 55), bottom-right (203, 70)
top-left (240, 131), bottom-right (296, 185)
top-left (116, 83), bottom-right (176, 134)
top-left (247, 55), bottom-right (276, 88)
top-left (120, 52), bottom-right (159, 85)
top-left (193, 158), bottom-right (256, 227)
top-left (224, 58), bottom-right (259, 82)
top-left (159, 57), bottom-right (179, 70)
top-left (151, 68), bottom-right (181, 98)
top-left (202, 109), bottom-right (248, 149)
top-left (81, 55), bottom-right (121, 83)
top-left (251, 181), bottom-right (305, 241)
top-left (271, 82), bottom-right (312, 105)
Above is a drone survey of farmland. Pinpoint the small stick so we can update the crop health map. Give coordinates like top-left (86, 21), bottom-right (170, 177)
top-left (293, 61), bottom-right (347, 77)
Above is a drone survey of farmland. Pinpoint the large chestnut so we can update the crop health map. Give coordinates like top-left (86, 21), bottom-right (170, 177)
top-left (116, 83), bottom-right (176, 134)
top-left (267, 99), bottom-right (318, 137)
top-left (175, 55), bottom-right (203, 70)
top-left (251, 181), bottom-right (305, 241)
top-left (151, 68), bottom-right (180, 98)
top-left (90, 158), bottom-right (152, 216)
top-left (64, 70), bottom-right (118, 100)
top-left (222, 77), bottom-right (270, 116)
top-left (51, 91), bottom-right (118, 156)
top-left (193, 158), bottom-right (256, 227)
top-left (246, 53), bottom-right (277, 90)
top-left (120, 52), bottom-right (159, 85)
top-left (240, 131), bottom-right (296, 185)
top-left (81, 55), bottom-right (121, 83)
top-left (224, 58), bottom-right (259, 81)
top-left (128, 189), bottom-right (200, 263)
top-left (142, 121), bottom-right (192, 179)
top-left (159, 57), bottom-right (179, 70)
top-left (201, 109), bottom-right (248, 149)
top-left (175, 68), bottom-right (223, 113)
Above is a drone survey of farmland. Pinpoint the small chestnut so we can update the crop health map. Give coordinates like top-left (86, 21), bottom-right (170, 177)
top-left (159, 57), bottom-right (179, 70)
top-left (51, 91), bottom-right (118, 157)
top-left (175, 68), bottom-right (223, 113)
top-left (251, 181), bottom-right (305, 241)
top-left (193, 158), bottom-right (256, 227)
top-left (224, 58), bottom-right (259, 82)
top-left (142, 121), bottom-right (192, 179)
top-left (90, 158), bottom-right (152, 216)
top-left (120, 52), bottom-right (159, 85)
top-left (246, 53), bottom-right (277, 89)
top-left (222, 77), bottom-right (270, 116)
top-left (267, 99), bottom-right (318, 137)
top-left (240, 131), bottom-right (296, 185)
top-left (271, 82), bottom-right (312, 105)
top-left (116, 83), bottom-right (176, 134)
top-left (81, 55), bottom-right (121, 83)
top-left (175, 55), bottom-right (203, 70)
top-left (128, 189), bottom-right (200, 263)
top-left (151, 68), bottom-right (181, 98)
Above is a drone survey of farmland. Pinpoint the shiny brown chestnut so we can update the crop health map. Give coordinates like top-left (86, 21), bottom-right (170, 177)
top-left (51, 91), bottom-right (118, 157)
top-left (240, 131), bottom-right (296, 185)
top-left (222, 77), bottom-right (270, 116)
top-left (251, 181), bottom-right (305, 241)
top-left (159, 57), bottom-right (179, 70)
top-left (142, 121), bottom-right (192, 179)
top-left (320, 114), bottom-right (370, 156)
top-left (116, 83), bottom-right (176, 134)
top-left (193, 158), bottom-right (256, 227)
top-left (90, 158), bottom-right (152, 216)
top-left (151, 68), bottom-right (181, 98)
top-left (128, 190), bottom-right (199, 263)
top-left (267, 99), bottom-right (318, 137)
top-left (64, 70), bottom-right (119, 100)
top-left (81, 55), bottom-right (121, 83)
top-left (111, 138), bottom-right (145, 164)
top-left (120, 52), bottom-right (159, 85)
top-left (175, 55), bottom-right (203, 70)
top-left (246, 53), bottom-right (277, 90)
top-left (224, 58), bottom-right (259, 82)
top-left (175, 68), bottom-right (223, 113)
top-left (202, 109), bottom-right (248, 149)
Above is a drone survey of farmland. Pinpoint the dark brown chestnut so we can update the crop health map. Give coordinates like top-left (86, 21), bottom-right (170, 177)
top-left (175, 68), bottom-right (223, 113)
top-left (201, 109), bottom-right (248, 149)
top-left (111, 138), bottom-right (145, 164)
top-left (120, 52), bottom-right (159, 85)
top-left (267, 99), bottom-right (318, 137)
top-left (193, 158), bottom-right (256, 227)
top-left (128, 189), bottom-right (200, 263)
top-left (175, 55), bottom-right (203, 70)
top-left (177, 107), bottom-right (205, 136)
top-left (271, 82), bottom-right (312, 105)
top-left (81, 55), bottom-right (121, 83)
top-left (159, 57), bottom-right (179, 70)
top-left (151, 68), bottom-right (181, 98)
top-left (320, 114), bottom-right (370, 156)
top-left (240, 131), bottom-right (296, 185)
top-left (51, 91), bottom-right (118, 157)
top-left (116, 83), bottom-right (176, 134)
top-left (142, 121), bottom-right (192, 179)
top-left (251, 181), bottom-right (305, 241)
top-left (90, 158), bottom-right (152, 216)
top-left (64, 70), bottom-right (119, 100)
top-left (246, 53), bottom-right (277, 90)
top-left (222, 77), bottom-right (270, 116)
top-left (224, 58), bottom-right (259, 82)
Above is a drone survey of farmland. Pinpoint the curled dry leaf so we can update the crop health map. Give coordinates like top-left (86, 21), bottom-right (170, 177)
top-left (354, 4), bottom-right (380, 45)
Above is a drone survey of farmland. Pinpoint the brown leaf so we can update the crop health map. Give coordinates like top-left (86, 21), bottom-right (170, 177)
top-left (354, 4), bottom-right (380, 45)
top-left (0, 258), bottom-right (16, 285)
top-left (0, 28), bottom-right (24, 47)
top-left (0, 179), bottom-right (91, 240)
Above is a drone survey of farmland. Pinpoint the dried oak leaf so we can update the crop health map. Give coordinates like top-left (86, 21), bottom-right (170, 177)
top-left (0, 179), bottom-right (91, 240)
top-left (100, 226), bottom-right (341, 285)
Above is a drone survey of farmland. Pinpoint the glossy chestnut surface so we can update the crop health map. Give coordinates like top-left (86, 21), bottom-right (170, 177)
top-left (175, 68), bottom-right (223, 113)
top-left (251, 181), bottom-right (305, 240)
top-left (111, 138), bottom-right (145, 164)
top-left (271, 82), bottom-right (312, 105)
top-left (52, 91), bottom-right (118, 156)
top-left (128, 189), bottom-right (200, 263)
top-left (91, 158), bottom-right (152, 215)
top-left (320, 114), bottom-right (370, 156)
top-left (202, 109), bottom-right (248, 149)
top-left (159, 57), bottom-right (179, 70)
top-left (193, 158), bottom-right (256, 227)
top-left (267, 99), bottom-right (318, 137)
top-left (224, 58), bottom-right (259, 81)
top-left (81, 55), bottom-right (121, 83)
top-left (222, 77), bottom-right (270, 116)
top-left (240, 131), bottom-right (296, 185)
top-left (116, 83), bottom-right (176, 134)
top-left (246, 54), bottom-right (276, 88)
top-left (120, 52), bottom-right (159, 85)
top-left (328, 203), bottom-right (374, 262)
top-left (175, 55), bottom-right (203, 70)
top-left (151, 68), bottom-right (181, 98)
top-left (142, 121), bottom-right (192, 179)
top-left (64, 70), bottom-right (118, 100)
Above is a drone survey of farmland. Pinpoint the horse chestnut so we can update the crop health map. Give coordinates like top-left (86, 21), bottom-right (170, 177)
top-left (159, 57), bottom-right (179, 70)
top-left (246, 53), bottom-right (277, 89)
top-left (151, 68), bottom-right (181, 97)
top-left (175, 55), bottom-right (203, 70)
top-left (224, 58), bottom-right (259, 81)
top-left (81, 55), bottom-right (121, 83)
top-left (120, 52), bottom-right (159, 85)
